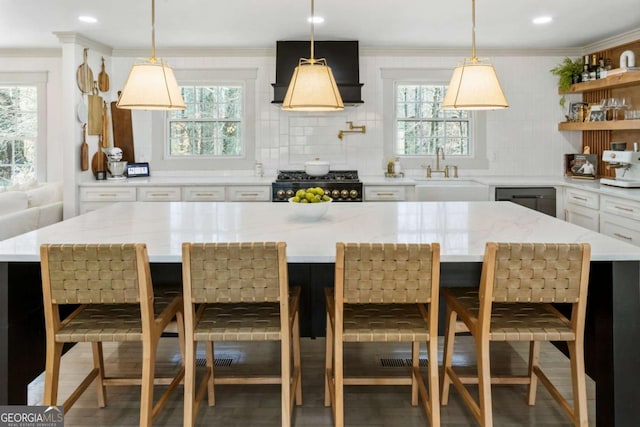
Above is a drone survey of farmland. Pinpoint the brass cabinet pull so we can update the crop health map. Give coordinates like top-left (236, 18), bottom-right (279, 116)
top-left (376, 192), bottom-right (396, 196)
top-left (194, 193), bottom-right (214, 197)
top-left (98, 193), bottom-right (117, 197)
top-left (572, 195), bottom-right (587, 201)
top-left (614, 232), bottom-right (632, 241)
top-left (150, 192), bottom-right (170, 197)
top-left (239, 192), bottom-right (259, 196)
top-left (613, 205), bottom-right (633, 212)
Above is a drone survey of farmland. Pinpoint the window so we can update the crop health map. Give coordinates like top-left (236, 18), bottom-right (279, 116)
top-left (382, 68), bottom-right (488, 170)
top-left (151, 68), bottom-right (257, 171)
top-left (0, 86), bottom-right (38, 181)
top-left (167, 85), bottom-right (243, 158)
top-left (396, 84), bottom-right (471, 156)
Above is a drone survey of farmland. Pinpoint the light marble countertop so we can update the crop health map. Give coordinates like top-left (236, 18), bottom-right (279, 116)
top-left (1, 201), bottom-right (638, 263)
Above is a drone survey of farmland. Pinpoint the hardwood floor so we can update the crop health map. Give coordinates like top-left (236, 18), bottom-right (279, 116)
top-left (28, 336), bottom-right (595, 426)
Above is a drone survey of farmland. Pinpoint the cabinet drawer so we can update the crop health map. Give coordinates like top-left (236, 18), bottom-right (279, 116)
top-left (79, 187), bottom-right (136, 202)
top-left (565, 187), bottom-right (599, 209)
top-left (600, 195), bottom-right (640, 221)
top-left (227, 186), bottom-right (271, 202)
top-left (364, 186), bottom-right (406, 201)
top-left (600, 212), bottom-right (640, 247)
top-left (182, 187), bottom-right (226, 202)
top-left (137, 187), bottom-right (181, 202)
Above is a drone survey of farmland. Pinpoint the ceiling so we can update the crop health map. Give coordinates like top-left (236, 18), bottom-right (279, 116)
top-left (0, 0), bottom-right (638, 51)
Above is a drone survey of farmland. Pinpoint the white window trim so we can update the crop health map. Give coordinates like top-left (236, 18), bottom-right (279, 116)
top-left (381, 68), bottom-right (488, 171)
top-left (151, 68), bottom-right (257, 171)
top-left (0, 72), bottom-right (48, 181)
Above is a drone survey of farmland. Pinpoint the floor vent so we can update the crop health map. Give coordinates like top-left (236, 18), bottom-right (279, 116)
top-left (377, 356), bottom-right (428, 368)
top-left (195, 357), bottom-right (235, 367)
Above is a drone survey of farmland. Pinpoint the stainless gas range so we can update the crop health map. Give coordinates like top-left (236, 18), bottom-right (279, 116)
top-left (272, 170), bottom-right (363, 202)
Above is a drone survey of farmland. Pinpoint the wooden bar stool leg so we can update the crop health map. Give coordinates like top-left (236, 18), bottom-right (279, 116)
top-left (43, 341), bottom-right (64, 406)
top-left (183, 340), bottom-right (197, 427)
top-left (176, 311), bottom-right (186, 366)
top-left (139, 339), bottom-right (156, 427)
top-left (335, 331), bottom-right (344, 427)
top-left (476, 337), bottom-right (493, 427)
top-left (411, 341), bottom-right (419, 406)
top-left (527, 341), bottom-right (541, 405)
top-left (568, 340), bottom-right (588, 427)
top-left (281, 326), bottom-right (291, 427)
top-left (324, 315), bottom-right (333, 407)
top-left (292, 311), bottom-right (302, 405)
top-left (205, 341), bottom-right (215, 406)
top-left (440, 307), bottom-right (457, 405)
top-left (91, 342), bottom-right (107, 407)
top-left (427, 336), bottom-right (441, 426)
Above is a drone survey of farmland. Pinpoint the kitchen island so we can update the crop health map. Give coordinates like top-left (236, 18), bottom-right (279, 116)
top-left (0, 201), bottom-right (638, 426)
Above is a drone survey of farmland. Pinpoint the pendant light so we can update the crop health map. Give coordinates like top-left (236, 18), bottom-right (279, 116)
top-left (442, 0), bottom-right (508, 110)
top-left (281, 0), bottom-right (344, 111)
top-left (117, 0), bottom-right (185, 110)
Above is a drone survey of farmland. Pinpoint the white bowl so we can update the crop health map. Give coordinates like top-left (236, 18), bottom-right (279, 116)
top-left (288, 197), bottom-right (332, 220)
top-left (304, 159), bottom-right (330, 176)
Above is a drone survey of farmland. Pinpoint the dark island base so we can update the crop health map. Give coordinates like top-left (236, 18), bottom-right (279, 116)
top-left (1, 260), bottom-right (639, 426)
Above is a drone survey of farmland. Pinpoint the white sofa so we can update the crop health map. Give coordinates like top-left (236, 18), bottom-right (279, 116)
top-left (0, 182), bottom-right (63, 241)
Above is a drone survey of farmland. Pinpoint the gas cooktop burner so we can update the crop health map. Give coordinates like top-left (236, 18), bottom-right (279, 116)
top-left (276, 170), bottom-right (359, 182)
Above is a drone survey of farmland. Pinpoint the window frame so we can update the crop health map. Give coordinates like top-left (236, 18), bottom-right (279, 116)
top-left (0, 72), bottom-right (47, 182)
top-left (151, 68), bottom-right (257, 171)
top-left (382, 68), bottom-right (488, 171)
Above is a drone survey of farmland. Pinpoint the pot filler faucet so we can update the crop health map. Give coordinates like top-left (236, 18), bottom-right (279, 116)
top-left (423, 146), bottom-right (458, 178)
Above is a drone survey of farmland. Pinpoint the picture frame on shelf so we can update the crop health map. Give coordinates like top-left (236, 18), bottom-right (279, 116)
top-left (568, 102), bottom-right (588, 122)
top-left (588, 105), bottom-right (605, 122)
top-left (565, 154), bottom-right (597, 179)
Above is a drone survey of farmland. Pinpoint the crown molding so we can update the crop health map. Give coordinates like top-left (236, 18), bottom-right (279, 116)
top-left (583, 28), bottom-right (640, 53)
top-left (360, 46), bottom-right (583, 57)
top-left (53, 32), bottom-right (113, 55)
top-left (112, 47), bottom-right (274, 57)
top-left (0, 48), bottom-right (60, 57)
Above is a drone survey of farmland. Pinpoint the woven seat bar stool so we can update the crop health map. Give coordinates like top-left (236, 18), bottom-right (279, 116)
top-left (181, 241), bottom-right (302, 427)
top-left (39, 243), bottom-right (185, 427)
top-left (440, 242), bottom-right (591, 427)
top-left (325, 242), bottom-right (441, 427)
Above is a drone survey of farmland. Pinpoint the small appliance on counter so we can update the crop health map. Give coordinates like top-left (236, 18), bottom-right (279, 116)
top-left (102, 147), bottom-right (127, 180)
top-left (601, 148), bottom-right (640, 188)
top-left (272, 170), bottom-right (362, 202)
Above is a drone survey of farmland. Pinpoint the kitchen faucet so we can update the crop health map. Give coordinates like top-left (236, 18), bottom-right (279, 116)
top-left (423, 146), bottom-right (459, 178)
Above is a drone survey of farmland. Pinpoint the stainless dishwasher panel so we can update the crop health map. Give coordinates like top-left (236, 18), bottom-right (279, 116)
top-left (495, 187), bottom-right (557, 217)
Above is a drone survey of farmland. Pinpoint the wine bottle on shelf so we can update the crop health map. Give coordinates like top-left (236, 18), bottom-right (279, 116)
top-left (581, 55), bottom-right (591, 82)
top-left (590, 54), bottom-right (599, 80)
top-left (598, 57), bottom-right (607, 78)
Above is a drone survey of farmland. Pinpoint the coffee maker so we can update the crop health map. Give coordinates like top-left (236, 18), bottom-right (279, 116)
top-left (601, 146), bottom-right (640, 188)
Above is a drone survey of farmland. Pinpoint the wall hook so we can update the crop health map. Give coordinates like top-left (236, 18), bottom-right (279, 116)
top-left (338, 121), bottom-right (366, 140)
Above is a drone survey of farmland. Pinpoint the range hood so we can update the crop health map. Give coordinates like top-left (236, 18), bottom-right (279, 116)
top-left (272, 40), bottom-right (364, 106)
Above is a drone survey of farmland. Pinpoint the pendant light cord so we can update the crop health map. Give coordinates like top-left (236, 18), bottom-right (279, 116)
top-left (471, 0), bottom-right (477, 62)
top-left (151, 0), bottom-right (157, 62)
top-left (310, 0), bottom-right (315, 61)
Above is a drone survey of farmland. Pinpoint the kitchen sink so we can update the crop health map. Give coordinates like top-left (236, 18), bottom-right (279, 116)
top-left (414, 179), bottom-right (489, 201)
top-left (412, 178), bottom-right (484, 186)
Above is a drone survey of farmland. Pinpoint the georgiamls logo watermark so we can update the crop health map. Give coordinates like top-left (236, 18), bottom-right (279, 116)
top-left (0, 406), bottom-right (64, 427)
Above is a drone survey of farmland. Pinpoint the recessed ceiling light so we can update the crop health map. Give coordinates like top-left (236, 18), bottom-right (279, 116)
top-left (307, 16), bottom-right (325, 24)
top-left (532, 16), bottom-right (552, 25)
top-left (78, 16), bottom-right (98, 24)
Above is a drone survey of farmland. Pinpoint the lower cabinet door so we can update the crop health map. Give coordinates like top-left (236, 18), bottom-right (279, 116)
top-left (565, 205), bottom-right (599, 232)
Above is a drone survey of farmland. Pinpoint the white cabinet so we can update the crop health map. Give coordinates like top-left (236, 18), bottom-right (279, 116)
top-left (182, 187), bottom-right (226, 202)
top-left (137, 187), bottom-right (181, 202)
top-left (227, 186), bottom-right (271, 202)
top-left (565, 204), bottom-right (600, 232)
top-left (79, 187), bottom-right (136, 213)
top-left (599, 195), bottom-right (640, 245)
top-left (600, 212), bottom-right (640, 245)
top-left (564, 187), bottom-right (599, 232)
top-left (364, 186), bottom-right (407, 201)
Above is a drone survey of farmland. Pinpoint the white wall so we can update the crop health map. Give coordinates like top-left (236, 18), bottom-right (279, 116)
top-left (0, 48), bottom-right (583, 199)
top-left (120, 52), bottom-right (582, 177)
